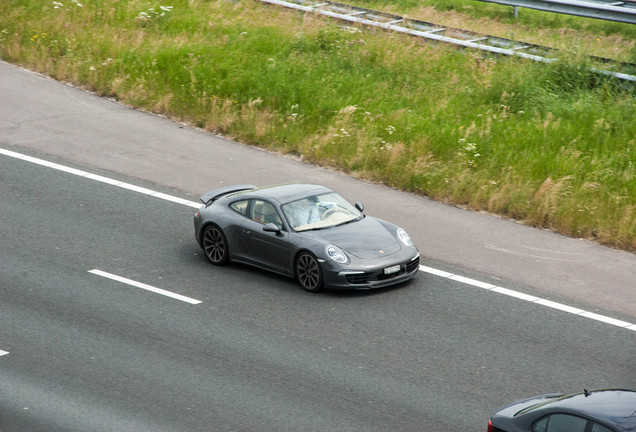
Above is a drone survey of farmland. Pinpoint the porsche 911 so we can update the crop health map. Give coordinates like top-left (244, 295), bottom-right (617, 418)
top-left (193, 183), bottom-right (420, 292)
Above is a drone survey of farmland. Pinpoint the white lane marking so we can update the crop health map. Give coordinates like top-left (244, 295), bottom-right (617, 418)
top-left (89, 269), bottom-right (202, 305)
top-left (0, 350), bottom-right (9, 356)
top-left (419, 265), bottom-right (636, 332)
top-left (0, 148), bottom-right (201, 209)
top-left (579, 312), bottom-right (634, 328)
top-left (2, 148), bottom-right (634, 331)
top-left (448, 274), bottom-right (495, 290)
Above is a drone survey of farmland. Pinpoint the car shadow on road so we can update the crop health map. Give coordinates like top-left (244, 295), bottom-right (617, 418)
top-left (322, 280), bottom-right (414, 298)
top-left (185, 244), bottom-right (415, 298)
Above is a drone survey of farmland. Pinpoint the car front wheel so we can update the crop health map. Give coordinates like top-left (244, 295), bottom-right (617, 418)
top-left (202, 225), bottom-right (229, 265)
top-left (296, 252), bottom-right (323, 292)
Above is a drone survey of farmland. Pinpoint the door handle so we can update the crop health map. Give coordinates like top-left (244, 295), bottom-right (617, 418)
top-left (242, 228), bottom-right (251, 234)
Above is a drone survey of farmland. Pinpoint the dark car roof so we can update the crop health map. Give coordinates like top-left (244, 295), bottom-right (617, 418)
top-left (519, 390), bottom-right (636, 429)
top-left (231, 183), bottom-right (334, 204)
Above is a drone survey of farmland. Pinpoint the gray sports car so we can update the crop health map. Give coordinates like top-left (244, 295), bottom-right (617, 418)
top-left (193, 183), bottom-right (420, 292)
top-left (488, 389), bottom-right (636, 432)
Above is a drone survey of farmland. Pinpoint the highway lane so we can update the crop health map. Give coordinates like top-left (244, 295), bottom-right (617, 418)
top-left (1, 60), bottom-right (635, 319)
top-left (2, 145), bottom-right (635, 431)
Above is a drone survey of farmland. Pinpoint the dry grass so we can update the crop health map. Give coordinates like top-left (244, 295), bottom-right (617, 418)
top-left (1, 0), bottom-right (634, 250)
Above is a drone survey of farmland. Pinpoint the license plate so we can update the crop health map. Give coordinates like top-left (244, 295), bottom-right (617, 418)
top-left (384, 264), bottom-right (400, 275)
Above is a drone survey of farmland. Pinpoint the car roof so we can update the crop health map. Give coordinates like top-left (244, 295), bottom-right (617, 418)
top-left (519, 390), bottom-right (636, 428)
top-left (230, 183), bottom-right (334, 204)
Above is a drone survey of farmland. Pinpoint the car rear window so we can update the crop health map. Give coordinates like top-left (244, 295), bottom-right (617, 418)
top-left (230, 200), bottom-right (248, 216)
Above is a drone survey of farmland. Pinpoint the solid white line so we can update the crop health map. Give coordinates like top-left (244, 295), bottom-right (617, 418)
top-left (534, 299), bottom-right (585, 315)
top-left (449, 274), bottom-right (496, 290)
top-left (579, 312), bottom-right (633, 328)
top-left (0, 350), bottom-right (9, 356)
top-left (89, 269), bottom-right (202, 305)
top-left (491, 286), bottom-right (540, 302)
top-left (418, 266), bottom-right (636, 332)
top-left (0, 148), bottom-right (201, 209)
top-left (117, 183), bottom-right (156, 195)
top-left (85, 173), bottom-right (123, 185)
top-left (418, 265), bottom-right (453, 278)
top-left (3, 148), bottom-right (634, 332)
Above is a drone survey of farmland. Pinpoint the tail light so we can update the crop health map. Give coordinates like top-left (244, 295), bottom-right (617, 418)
top-left (487, 419), bottom-right (494, 432)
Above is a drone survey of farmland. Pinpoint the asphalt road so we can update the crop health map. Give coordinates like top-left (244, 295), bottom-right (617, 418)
top-left (1, 60), bottom-right (635, 431)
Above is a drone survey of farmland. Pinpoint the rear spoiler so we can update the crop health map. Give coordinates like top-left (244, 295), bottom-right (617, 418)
top-left (199, 184), bottom-right (256, 205)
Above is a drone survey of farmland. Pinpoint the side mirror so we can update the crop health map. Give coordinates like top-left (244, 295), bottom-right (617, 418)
top-left (263, 223), bottom-right (281, 234)
top-left (355, 202), bottom-right (364, 212)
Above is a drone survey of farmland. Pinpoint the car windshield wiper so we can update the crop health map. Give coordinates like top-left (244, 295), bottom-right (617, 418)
top-left (333, 216), bottom-right (362, 228)
top-left (297, 226), bottom-right (330, 232)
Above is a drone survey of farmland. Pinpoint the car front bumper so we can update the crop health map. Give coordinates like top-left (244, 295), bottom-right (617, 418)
top-left (321, 252), bottom-right (420, 289)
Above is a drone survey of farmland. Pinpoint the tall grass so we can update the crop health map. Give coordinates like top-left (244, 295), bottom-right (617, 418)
top-left (1, 0), bottom-right (634, 250)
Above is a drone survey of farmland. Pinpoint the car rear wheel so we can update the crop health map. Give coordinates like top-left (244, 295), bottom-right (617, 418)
top-left (296, 252), bottom-right (323, 292)
top-left (202, 225), bottom-right (229, 265)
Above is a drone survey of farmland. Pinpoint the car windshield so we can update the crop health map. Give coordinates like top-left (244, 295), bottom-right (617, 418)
top-left (282, 192), bottom-right (362, 232)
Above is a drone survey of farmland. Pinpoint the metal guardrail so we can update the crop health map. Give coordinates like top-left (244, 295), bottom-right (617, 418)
top-left (258, 0), bottom-right (636, 82)
top-left (477, 0), bottom-right (636, 24)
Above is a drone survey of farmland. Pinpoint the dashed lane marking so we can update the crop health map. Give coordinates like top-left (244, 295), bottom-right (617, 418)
top-left (89, 269), bottom-right (202, 305)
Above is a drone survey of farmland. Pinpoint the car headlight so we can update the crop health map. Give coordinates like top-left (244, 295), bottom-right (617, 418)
top-left (397, 228), bottom-right (413, 246)
top-left (325, 245), bottom-right (348, 264)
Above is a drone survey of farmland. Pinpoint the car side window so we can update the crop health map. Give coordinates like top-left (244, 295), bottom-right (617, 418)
top-left (535, 414), bottom-right (587, 432)
top-left (250, 200), bottom-right (283, 229)
top-left (590, 423), bottom-right (613, 432)
top-left (532, 417), bottom-right (549, 432)
top-left (230, 200), bottom-right (249, 216)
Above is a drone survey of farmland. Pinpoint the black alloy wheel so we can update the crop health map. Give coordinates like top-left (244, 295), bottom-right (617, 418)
top-left (202, 225), bottom-right (229, 265)
top-left (296, 252), bottom-right (323, 292)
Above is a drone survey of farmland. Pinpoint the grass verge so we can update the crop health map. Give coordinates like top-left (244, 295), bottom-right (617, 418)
top-left (1, 0), bottom-right (634, 250)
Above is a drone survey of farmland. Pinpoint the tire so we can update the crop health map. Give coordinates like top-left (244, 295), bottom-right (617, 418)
top-left (296, 252), bottom-right (323, 292)
top-left (202, 225), bottom-right (229, 266)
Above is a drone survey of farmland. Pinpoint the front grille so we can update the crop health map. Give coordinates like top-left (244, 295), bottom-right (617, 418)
top-left (345, 273), bottom-right (370, 285)
top-left (345, 256), bottom-right (419, 285)
top-left (406, 256), bottom-right (420, 273)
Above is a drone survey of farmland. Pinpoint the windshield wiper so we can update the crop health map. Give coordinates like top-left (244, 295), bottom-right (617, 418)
top-left (297, 226), bottom-right (329, 232)
top-left (333, 216), bottom-right (362, 228)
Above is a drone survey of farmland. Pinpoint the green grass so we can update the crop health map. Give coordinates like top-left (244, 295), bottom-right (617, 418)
top-left (1, 0), bottom-right (634, 250)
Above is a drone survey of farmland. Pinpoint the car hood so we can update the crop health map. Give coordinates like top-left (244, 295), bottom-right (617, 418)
top-left (303, 216), bottom-right (401, 259)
